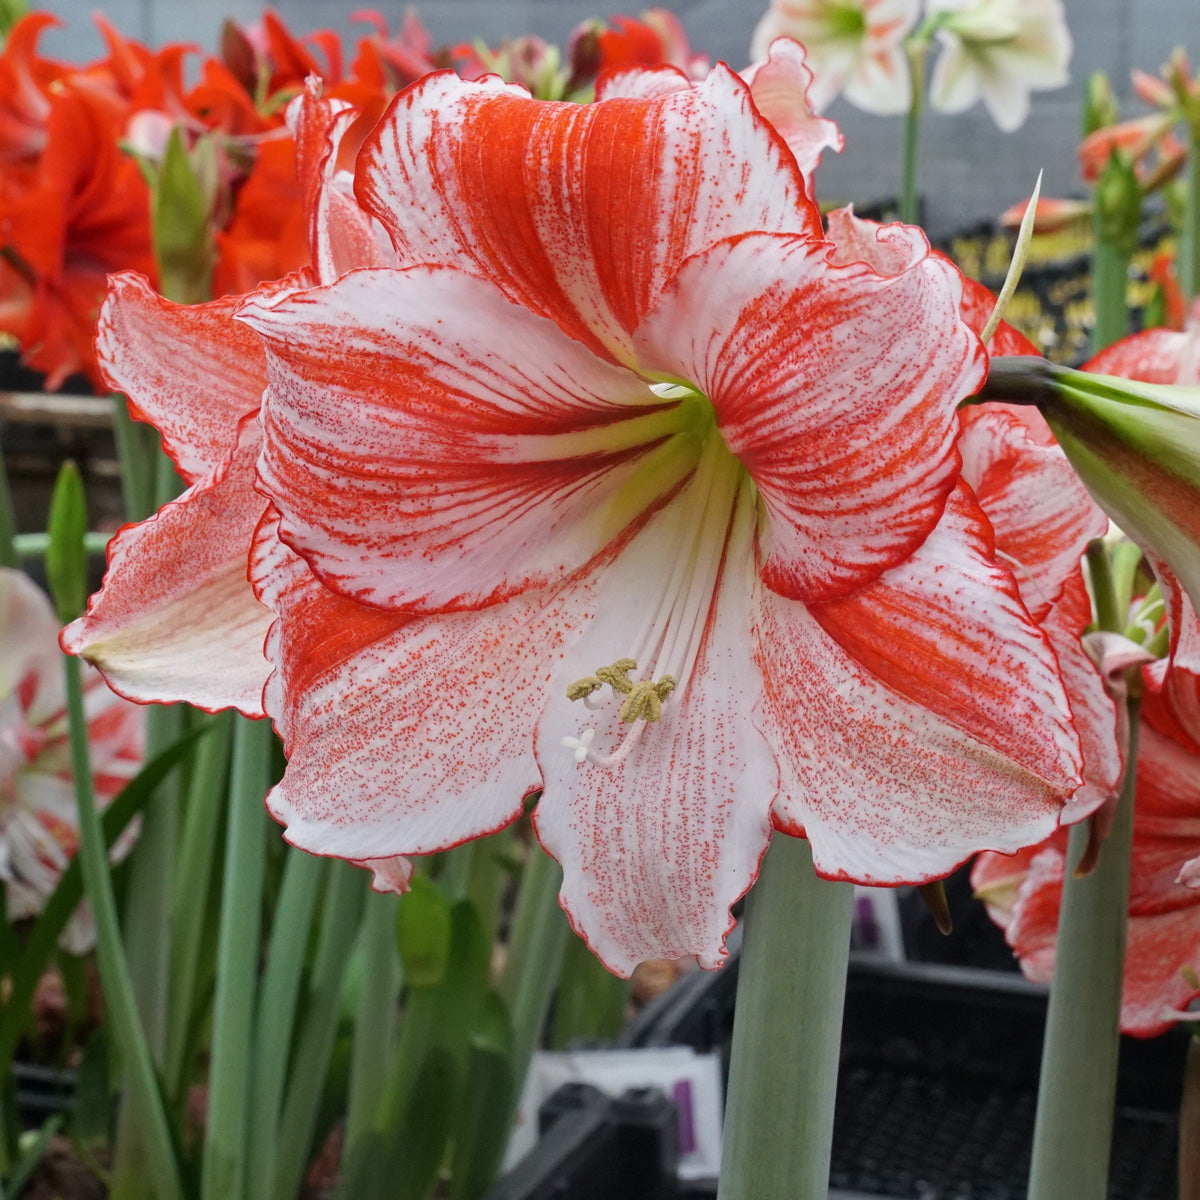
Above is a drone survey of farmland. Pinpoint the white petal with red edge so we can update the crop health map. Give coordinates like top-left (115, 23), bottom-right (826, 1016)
top-left (252, 509), bottom-right (600, 859)
top-left (739, 40), bottom-right (843, 196)
top-left (244, 264), bottom-right (696, 612)
top-left (96, 273), bottom-right (267, 484)
top-left (0, 568), bottom-right (62, 720)
top-left (356, 67), bottom-right (819, 363)
top-left (759, 484), bottom-right (1081, 882)
top-left (534, 477), bottom-right (777, 976)
top-left (824, 206), bottom-right (926, 275)
top-left (635, 232), bottom-right (982, 601)
top-left (959, 403), bottom-right (1108, 622)
top-left (60, 421), bottom-right (272, 717)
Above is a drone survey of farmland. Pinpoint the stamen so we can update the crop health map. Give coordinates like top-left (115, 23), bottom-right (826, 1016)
top-left (617, 676), bottom-right (677, 724)
top-left (594, 658), bottom-right (637, 694)
top-left (566, 677), bottom-right (603, 702)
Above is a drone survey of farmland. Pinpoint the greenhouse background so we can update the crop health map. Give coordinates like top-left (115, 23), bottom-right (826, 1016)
top-left (36, 0), bottom-right (1196, 234)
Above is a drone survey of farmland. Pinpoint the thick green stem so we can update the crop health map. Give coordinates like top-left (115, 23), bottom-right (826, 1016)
top-left (246, 848), bottom-right (328, 1200)
top-left (109, 398), bottom-right (157, 524)
top-left (1091, 236), bottom-right (1132, 354)
top-left (1085, 539), bottom-right (1121, 634)
top-left (62, 655), bottom-right (184, 1200)
top-left (718, 836), bottom-right (853, 1200)
top-left (899, 41), bottom-right (927, 226)
top-left (165, 711), bottom-right (233, 1101)
top-left (499, 844), bottom-right (569, 1098)
top-left (201, 716), bottom-right (271, 1200)
top-left (1027, 698), bottom-right (1140, 1200)
top-left (271, 861), bottom-right (367, 1200)
top-left (1182, 130), bottom-right (1200, 304)
top-left (341, 892), bottom-right (401, 1173)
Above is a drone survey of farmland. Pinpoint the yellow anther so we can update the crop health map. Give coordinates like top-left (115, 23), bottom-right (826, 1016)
top-left (617, 675), bottom-right (677, 724)
top-left (567, 677), bottom-right (603, 702)
top-left (619, 681), bottom-right (664, 724)
top-left (594, 658), bottom-right (637, 695)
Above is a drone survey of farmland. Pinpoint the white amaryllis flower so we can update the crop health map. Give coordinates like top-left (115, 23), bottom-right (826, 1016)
top-left (750, 0), bottom-right (919, 115)
top-left (927, 0), bottom-right (1072, 132)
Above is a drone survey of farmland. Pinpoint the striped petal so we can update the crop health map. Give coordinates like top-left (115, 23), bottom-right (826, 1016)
top-left (759, 484), bottom-right (1081, 882)
top-left (634, 232), bottom-right (983, 601)
top-left (96, 273), bottom-right (268, 483)
top-left (251, 510), bottom-right (599, 859)
top-left (243, 264), bottom-right (696, 612)
top-left (61, 421), bottom-right (272, 716)
top-left (355, 66), bottom-right (819, 363)
top-left (958, 403), bottom-right (1107, 622)
top-left (1083, 324), bottom-right (1200, 386)
top-left (534, 480), bottom-right (777, 975)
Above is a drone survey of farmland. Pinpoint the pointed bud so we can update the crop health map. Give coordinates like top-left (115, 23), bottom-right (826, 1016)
top-left (1083, 71), bottom-right (1120, 137)
top-left (45, 461), bottom-right (88, 624)
top-left (917, 880), bottom-right (953, 935)
top-left (1093, 151), bottom-right (1142, 254)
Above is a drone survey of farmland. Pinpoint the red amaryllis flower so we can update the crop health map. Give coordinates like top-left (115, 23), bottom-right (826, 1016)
top-left (1, 570), bottom-right (143, 953)
top-left (213, 67), bottom-right (1083, 973)
top-left (974, 660), bottom-right (1200, 1036)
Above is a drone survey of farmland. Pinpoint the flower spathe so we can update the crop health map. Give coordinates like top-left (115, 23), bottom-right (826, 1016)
top-left (231, 66), bottom-right (1084, 973)
top-left (926, 0), bottom-right (1072, 132)
top-left (1, 569), bottom-right (143, 952)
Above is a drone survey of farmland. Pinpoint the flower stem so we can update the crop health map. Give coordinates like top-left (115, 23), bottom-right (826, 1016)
top-left (1091, 235), bottom-right (1132, 354)
top-left (201, 715), bottom-right (271, 1200)
top-left (1182, 127), bottom-right (1200, 304)
top-left (1027, 695), bottom-right (1140, 1200)
top-left (900, 41), bottom-right (927, 226)
top-left (62, 654), bottom-right (184, 1200)
top-left (717, 835), bottom-right (854, 1200)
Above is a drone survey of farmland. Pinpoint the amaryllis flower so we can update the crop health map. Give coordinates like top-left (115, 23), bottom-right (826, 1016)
top-left (973, 660), bottom-right (1200, 1036)
top-left (926, 0), bottom-right (1072, 132)
top-left (218, 68), bottom-right (1085, 973)
top-left (1, 569), bottom-right (143, 952)
top-left (750, 0), bottom-right (918, 114)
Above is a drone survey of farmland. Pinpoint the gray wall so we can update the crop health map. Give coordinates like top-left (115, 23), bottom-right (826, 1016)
top-left (36, 0), bottom-right (1200, 236)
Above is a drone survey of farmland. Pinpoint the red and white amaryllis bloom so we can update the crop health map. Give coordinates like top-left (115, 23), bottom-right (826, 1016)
top-left (974, 661), bottom-right (1200, 1036)
top-left (749, 0), bottom-right (919, 115)
top-left (217, 67), bottom-right (1085, 973)
top-left (2, 569), bottom-right (143, 952)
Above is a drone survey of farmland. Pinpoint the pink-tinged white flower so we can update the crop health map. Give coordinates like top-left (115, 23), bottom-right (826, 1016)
top-left (2, 569), bottom-right (143, 952)
top-left (227, 68), bottom-right (1084, 974)
top-left (750, 0), bottom-right (919, 115)
top-left (973, 660), bottom-right (1200, 1036)
top-left (927, 0), bottom-right (1072, 132)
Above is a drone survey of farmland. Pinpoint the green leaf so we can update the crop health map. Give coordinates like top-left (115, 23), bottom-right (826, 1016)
top-left (153, 128), bottom-right (215, 305)
top-left (396, 876), bottom-right (452, 989)
top-left (72, 1031), bottom-right (113, 1147)
top-left (394, 1047), bottom-right (457, 1200)
top-left (2, 1115), bottom-right (62, 1198)
top-left (45, 462), bottom-right (87, 623)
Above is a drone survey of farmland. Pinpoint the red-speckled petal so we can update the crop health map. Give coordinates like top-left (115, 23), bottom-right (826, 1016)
top-left (96, 273), bottom-right (267, 483)
top-left (243, 264), bottom-right (696, 612)
top-left (760, 484), bottom-right (1080, 882)
top-left (635, 232), bottom-right (982, 601)
top-left (355, 66), bottom-right (819, 363)
top-left (959, 403), bottom-right (1108, 622)
top-left (534, 481), bottom-right (776, 976)
top-left (60, 421), bottom-right (272, 716)
top-left (252, 509), bottom-right (600, 859)
top-left (1083, 324), bottom-right (1200, 385)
